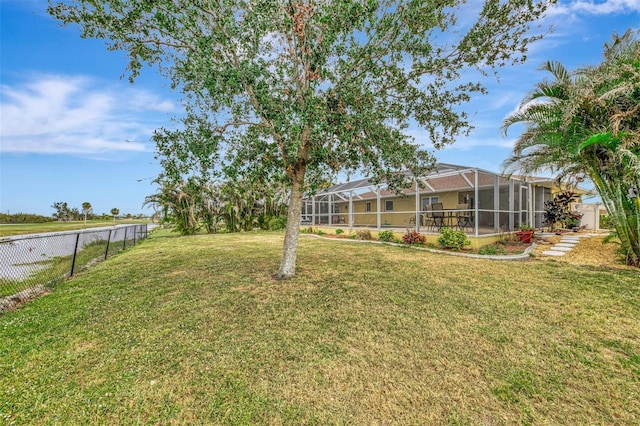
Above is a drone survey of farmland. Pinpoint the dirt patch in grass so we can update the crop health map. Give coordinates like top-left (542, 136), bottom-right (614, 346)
top-left (473, 240), bottom-right (530, 255)
top-left (0, 284), bottom-right (50, 312)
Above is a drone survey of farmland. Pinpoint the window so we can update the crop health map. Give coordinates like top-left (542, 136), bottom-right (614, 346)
top-left (421, 197), bottom-right (429, 211)
top-left (385, 200), bottom-right (394, 211)
top-left (365, 202), bottom-right (371, 212)
top-left (422, 196), bottom-right (439, 210)
top-left (458, 192), bottom-right (472, 205)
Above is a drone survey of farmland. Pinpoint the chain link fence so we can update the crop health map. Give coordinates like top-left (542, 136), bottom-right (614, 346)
top-left (0, 224), bottom-right (148, 312)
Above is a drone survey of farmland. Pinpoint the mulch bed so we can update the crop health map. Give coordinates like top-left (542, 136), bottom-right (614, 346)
top-left (532, 232), bottom-right (635, 269)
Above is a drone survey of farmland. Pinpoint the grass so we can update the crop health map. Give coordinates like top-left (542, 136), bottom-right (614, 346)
top-left (0, 219), bottom-right (150, 237)
top-left (1, 231), bottom-right (639, 424)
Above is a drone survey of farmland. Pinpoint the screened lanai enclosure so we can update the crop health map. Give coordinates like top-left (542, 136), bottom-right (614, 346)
top-left (301, 163), bottom-right (560, 236)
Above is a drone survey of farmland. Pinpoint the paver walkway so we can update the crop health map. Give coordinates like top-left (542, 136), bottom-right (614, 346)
top-left (541, 233), bottom-right (594, 257)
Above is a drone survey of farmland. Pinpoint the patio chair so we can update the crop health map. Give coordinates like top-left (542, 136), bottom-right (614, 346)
top-left (422, 205), bottom-right (435, 230)
top-left (456, 203), bottom-right (473, 230)
top-left (431, 203), bottom-right (446, 229)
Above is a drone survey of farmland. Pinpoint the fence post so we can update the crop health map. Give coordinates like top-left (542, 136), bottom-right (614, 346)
top-left (133, 225), bottom-right (137, 246)
top-left (123, 227), bottom-right (127, 251)
top-left (104, 229), bottom-right (112, 260)
top-left (70, 233), bottom-right (81, 277)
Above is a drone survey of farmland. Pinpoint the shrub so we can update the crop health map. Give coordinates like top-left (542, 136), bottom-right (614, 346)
top-left (437, 227), bottom-right (470, 251)
top-left (378, 230), bottom-right (395, 242)
top-left (402, 230), bottom-right (425, 245)
top-left (268, 216), bottom-right (287, 231)
top-left (544, 191), bottom-right (579, 230)
top-left (356, 229), bottom-right (373, 240)
top-left (335, 228), bottom-right (344, 235)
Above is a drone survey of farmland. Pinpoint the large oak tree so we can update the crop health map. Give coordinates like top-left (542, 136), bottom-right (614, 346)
top-left (50, 0), bottom-right (552, 278)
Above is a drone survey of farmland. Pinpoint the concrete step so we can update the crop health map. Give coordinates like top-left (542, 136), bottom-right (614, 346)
top-left (550, 246), bottom-right (573, 252)
top-left (555, 243), bottom-right (577, 248)
top-left (542, 250), bottom-right (566, 256)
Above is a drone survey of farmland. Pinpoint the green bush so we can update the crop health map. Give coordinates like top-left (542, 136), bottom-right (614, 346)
top-left (437, 227), bottom-right (470, 251)
top-left (356, 229), bottom-right (373, 240)
top-left (268, 216), bottom-right (287, 231)
top-left (402, 231), bottom-right (425, 245)
top-left (378, 230), bottom-right (395, 242)
top-left (335, 228), bottom-right (344, 235)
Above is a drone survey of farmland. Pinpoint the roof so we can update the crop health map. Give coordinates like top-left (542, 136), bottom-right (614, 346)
top-left (306, 164), bottom-right (591, 201)
top-left (512, 175), bottom-right (591, 195)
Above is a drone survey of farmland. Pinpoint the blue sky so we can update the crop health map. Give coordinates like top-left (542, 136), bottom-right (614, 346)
top-left (1, 0), bottom-right (639, 216)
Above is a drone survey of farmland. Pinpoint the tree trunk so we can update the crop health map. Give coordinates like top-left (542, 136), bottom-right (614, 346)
top-left (277, 164), bottom-right (306, 279)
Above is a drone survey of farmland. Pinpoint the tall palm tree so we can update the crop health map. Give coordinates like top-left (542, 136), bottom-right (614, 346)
top-left (503, 30), bottom-right (640, 266)
top-left (82, 202), bottom-right (92, 225)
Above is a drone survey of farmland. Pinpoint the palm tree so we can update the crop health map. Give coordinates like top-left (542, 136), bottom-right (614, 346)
top-left (199, 182), bottom-right (225, 234)
top-left (82, 202), bottom-right (92, 225)
top-left (143, 178), bottom-right (200, 235)
top-left (110, 208), bottom-right (120, 224)
top-left (502, 30), bottom-right (640, 266)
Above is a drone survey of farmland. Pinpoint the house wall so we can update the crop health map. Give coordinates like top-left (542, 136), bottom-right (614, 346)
top-left (340, 192), bottom-right (464, 226)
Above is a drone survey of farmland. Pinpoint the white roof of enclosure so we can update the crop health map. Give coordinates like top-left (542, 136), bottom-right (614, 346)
top-left (308, 163), bottom-right (513, 200)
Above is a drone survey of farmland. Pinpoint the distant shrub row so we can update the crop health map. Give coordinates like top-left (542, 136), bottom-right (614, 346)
top-left (0, 213), bottom-right (54, 224)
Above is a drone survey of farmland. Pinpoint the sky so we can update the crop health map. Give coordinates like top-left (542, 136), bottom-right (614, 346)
top-left (1, 0), bottom-right (639, 216)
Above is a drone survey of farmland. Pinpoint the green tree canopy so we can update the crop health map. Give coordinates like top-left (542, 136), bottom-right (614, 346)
top-left (50, 0), bottom-right (552, 277)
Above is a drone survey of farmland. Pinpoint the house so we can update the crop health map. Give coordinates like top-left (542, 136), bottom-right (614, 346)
top-left (301, 163), bottom-right (588, 236)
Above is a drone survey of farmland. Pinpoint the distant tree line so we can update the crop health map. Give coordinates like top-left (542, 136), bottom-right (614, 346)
top-left (50, 202), bottom-right (146, 222)
top-left (0, 204), bottom-right (148, 224)
top-left (0, 213), bottom-right (54, 224)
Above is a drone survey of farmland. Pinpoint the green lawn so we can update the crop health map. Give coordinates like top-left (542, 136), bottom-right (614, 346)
top-left (1, 231), bottom-right (638, 424)
top-left (0, 219), bottom-right (150, 237)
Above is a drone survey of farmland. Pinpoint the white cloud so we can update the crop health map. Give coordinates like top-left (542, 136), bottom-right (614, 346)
top-left (0, 74), bottom-right (176, 155)
top-left (549, 0), bottom-right (640, 17)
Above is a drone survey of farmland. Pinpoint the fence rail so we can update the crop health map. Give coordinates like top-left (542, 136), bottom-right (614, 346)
top-left (0, 224), bottom-right (148, 311)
